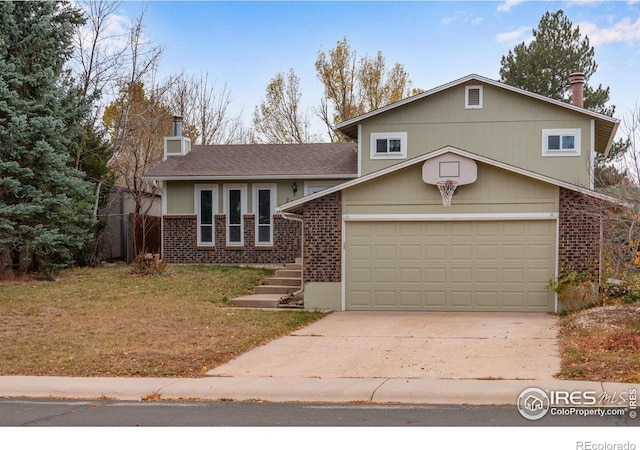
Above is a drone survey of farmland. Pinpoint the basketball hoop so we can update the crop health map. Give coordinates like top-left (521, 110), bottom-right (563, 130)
top-left (437, 180), bottom-right (458, 206)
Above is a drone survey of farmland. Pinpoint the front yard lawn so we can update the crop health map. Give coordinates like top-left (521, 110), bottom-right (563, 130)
top-left (2, 265), bottom-right (639, 382)
top-left (0, 265), bottom-right (325, 377)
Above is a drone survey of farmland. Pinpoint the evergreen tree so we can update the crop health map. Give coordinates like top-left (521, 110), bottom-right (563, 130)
top-left (499, 10), bottom-right (612, 115)
top-left (0, 1), bottom-right (96, 277)
top-left (499, 9), bottom-right (628, 187)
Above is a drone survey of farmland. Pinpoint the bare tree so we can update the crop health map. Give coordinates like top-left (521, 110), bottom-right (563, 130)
top-left (584, 104), bottom-right (640, 280)
top-left (73, 0), bottom-right (129, 123)
top-left (165, 71), bottom-right (250, 145)
top-left (99, 8), bottom-right (169, 257)
top-left (253, 69), bottom-right (319, 144)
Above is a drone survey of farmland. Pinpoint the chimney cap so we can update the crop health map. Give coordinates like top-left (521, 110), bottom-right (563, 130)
top-left (570, 72), bottom-right (585, 84)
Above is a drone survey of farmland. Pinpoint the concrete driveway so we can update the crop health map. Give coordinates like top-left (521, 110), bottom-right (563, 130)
top-left (207, 311), bottom-right (560, 380)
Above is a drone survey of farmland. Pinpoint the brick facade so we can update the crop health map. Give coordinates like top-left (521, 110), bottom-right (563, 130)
top-left (302, 191), bottom-right (342, 283)
top-left (163, 214), bottom-right (301, 265)
top-left (558, 187), bottom-right (601, 276)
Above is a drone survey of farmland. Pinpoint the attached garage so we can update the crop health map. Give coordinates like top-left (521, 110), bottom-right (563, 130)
top-left (345, 219), bottom-right (556, 312)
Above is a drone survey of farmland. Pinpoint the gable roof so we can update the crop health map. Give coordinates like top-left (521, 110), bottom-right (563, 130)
top-left (335, 74), bottom-right (619, 155)
top-left (144, 142), bottom-right (358, 181)
top-left (278, 145), bottom-right (626, 213)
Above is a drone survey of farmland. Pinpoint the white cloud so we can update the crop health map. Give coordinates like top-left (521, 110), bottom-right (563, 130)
top-left (441, 16), bottom-right (455, 26)
top-left (496, 26), bottom-right (531, 44)
top-left (440, 10), bottom-right (484, 26)
top-left (497, 1), bottom-right (525, 13)
top-left (579, 17), bottom-right (640, 46)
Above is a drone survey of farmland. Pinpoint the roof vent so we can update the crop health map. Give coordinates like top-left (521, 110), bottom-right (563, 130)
top-left (465, 85), bottom-right (483, 109)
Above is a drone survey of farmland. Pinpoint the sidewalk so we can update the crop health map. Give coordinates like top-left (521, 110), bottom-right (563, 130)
top-left (0, 375), bottom-right (637, 405)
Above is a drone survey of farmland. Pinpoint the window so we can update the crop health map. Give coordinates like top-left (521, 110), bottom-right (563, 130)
top-left (253, 184), bottom-right (276, 246)
top-left (465, 85), bottom-right (483, 109)
top-left (195, 184), bottom-right (217, 246)
top-left (223, 184), bottom-right (246, 246)
top-left (542, 129), bottom-right (581, 157)
top-left (370, 132), bottom-right (407, 160)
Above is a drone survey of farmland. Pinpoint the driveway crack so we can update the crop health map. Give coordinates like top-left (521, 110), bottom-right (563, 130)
top-left (370, 378), bottom-right (390, 402)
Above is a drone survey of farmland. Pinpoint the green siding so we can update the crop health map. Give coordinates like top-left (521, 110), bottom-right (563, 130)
top-left (166, 179), bottom-right (342, 216)
top-left (343, 162), bottom-right (558, 215)
top-left (166, 181), bottom-right (195, 215)
top-left (359, 82), bottom-right (592, 186)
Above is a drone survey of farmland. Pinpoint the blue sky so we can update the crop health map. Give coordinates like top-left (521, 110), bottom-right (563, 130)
top-left (114, 1), bottom-right (640, 135)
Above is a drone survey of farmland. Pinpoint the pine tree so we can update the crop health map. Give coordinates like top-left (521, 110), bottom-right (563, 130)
top-left (499, 10), bottom-right (612, 115)
top-left (499, 9), bottom-right (627, 187)
top-left (0, 1), bottom-right (96, 278)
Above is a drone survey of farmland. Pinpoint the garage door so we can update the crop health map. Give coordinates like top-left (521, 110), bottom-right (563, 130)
top-left (345, 220), bottom-right (556, 312)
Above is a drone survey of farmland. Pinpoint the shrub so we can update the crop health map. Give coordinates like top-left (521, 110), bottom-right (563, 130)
top-left (130, 252), bottom-right (169, 276)
top-left (547, 271), bottom-right (600, 313)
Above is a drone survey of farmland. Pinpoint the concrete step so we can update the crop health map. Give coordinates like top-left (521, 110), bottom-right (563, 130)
top-left (265, 277), bottom-right (302, 287)
top-left (295, 257), bottom-right (302, 265)
top-left (253, 285), bottom-right (299, 295)
top-left (228, 294), bottom-right (282, 308)
top-left (275, 269), bottom-right (301, 278)
top-left (284, 263), bottom-right (302, 270)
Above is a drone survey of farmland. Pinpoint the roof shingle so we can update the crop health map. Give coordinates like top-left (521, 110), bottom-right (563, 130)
top-left (145, 142), bottom-right (358, 179)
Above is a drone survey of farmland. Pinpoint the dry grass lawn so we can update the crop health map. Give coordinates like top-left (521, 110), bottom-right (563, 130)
top-left (0, 265), bottom-right (325, 377)
top-left (559, 304), bottom-right (640, 383)
top-left (2, 265), bottom-right (639, 382)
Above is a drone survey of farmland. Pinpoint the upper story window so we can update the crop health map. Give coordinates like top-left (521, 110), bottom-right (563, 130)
top-left (465, 85), bottom-right (483, 109)
top-left (195, 184), bottom-right (218, 246)
top-left (370, 132), bottom-right (407, 160)
top-left (542, 129), bottom-right (581, 157)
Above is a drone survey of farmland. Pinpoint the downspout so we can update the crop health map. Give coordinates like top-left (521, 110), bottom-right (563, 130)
top-left (280, 212), bottom-right (304, 297)
top-left (153, 180), bottom-right (163, 258)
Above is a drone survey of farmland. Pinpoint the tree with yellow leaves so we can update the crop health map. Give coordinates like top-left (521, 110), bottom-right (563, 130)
top-left (315, 37), bottom-right (421, 141)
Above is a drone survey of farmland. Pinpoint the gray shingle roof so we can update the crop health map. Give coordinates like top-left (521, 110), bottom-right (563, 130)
top-left (145, 142), bottom-right (358, 179)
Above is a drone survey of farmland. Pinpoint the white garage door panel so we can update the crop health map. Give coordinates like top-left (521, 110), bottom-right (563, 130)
top-left (345, 220), bottom-right (556, 312)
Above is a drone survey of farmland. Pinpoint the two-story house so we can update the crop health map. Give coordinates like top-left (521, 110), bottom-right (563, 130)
top-left (144, 74), bottom-right (620, 313)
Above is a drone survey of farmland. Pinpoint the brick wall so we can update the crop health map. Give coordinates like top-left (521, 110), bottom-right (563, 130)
top-left (163, 214), bottom-right (301, 265)
top-left (303, 191), bottom-right (342, 283)
top-left (558, 188), bottom-right (601, 276)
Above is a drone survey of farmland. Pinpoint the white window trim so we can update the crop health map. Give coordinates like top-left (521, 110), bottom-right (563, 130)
top-left (223, 183), bottom-right (247, 246)
top-left (195, 184), bottom-right (218, 247)
top-left (542, 128), bottom-right (581, 157)
top-left (252, 183), bottom-right (277, 247)
top-left (465, 85), bottom-right (483, 109)
top-left (370, 132), bottom-right (407, 160)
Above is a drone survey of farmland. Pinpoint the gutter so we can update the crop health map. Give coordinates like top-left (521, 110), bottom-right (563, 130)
top-left (279, 212), bottom-right (304, 298)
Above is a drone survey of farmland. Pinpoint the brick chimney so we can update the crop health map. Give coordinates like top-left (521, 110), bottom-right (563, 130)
top-left (570, 72), bottom-right (585, 108)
